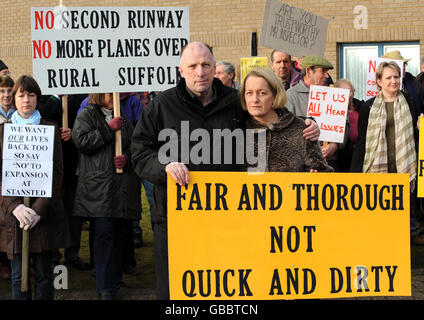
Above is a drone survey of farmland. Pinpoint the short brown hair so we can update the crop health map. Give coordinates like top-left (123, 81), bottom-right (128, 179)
top-left (0, 75), bottom-right (14, 88)
top-left (11, 75), bottom-right (41, 107)
top-left (240, 68), bottom-right (287, 111)
top-left (270, 50), bottom-right (291, 63)
top-left (88, 93), bottom-right (106, 106)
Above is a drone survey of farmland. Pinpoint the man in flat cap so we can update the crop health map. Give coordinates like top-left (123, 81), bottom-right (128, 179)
top-left (382, 50), bottom-right (424, 115)
top-left (286, 55), bottom-right (349, 171)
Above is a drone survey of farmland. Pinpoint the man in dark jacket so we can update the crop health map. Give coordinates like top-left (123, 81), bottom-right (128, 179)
top-left (416, 55), bottom-right (424, 89)
top-left (270, 50), bottom-right (302, 91)
top-left (131, 41), bottom-right (319, 299)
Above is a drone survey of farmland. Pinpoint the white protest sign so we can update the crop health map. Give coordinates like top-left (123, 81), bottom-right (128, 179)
top-left (2, 124), bottom-right (55, 197)
top-left (31, 7), bottom-right (190, 94)
top-left (260, 0), bottom-right (329, 58)
top-left (365, 57), bottom-right (404, 99)
top-left (307, 85), bottom-right (349, 143)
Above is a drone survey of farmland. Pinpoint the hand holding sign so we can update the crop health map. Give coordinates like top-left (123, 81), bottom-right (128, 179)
top-left (12, 204), bottom-right (40, 230)
top-left (60, 127), bottom-right (71, 141)
top-left (303, 118), bottom-right (320, 141)
top-left (108, 116), bottom-right (123, 131)
top-left (27, 211), bottom-right (41, 230)
top-left (114, 155), bottom-right (126, 169)
top-left (12, 204), bottom-right (34, 229)
top-left (321, 142), bottom-right (338, 159)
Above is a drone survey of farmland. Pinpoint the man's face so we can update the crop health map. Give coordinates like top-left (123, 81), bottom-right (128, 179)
top-left (270, 52), bottom-right (291, 81)
top-left (306, 67), bottom-right (330, 86)
top-left (179, 44), bottom-right (216, 97)
top-left (215, 64), bottom-right (233, 87)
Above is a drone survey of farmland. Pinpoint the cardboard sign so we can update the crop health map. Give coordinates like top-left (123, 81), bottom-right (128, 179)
top-left (260, 0), bottom-right (329, 58)
top-left (366, 57), bottom-right (404, 99)
top-left (31, 7), bottom-right (190, 94)
top-left (418, 117), bottom-right (424, 197)
top-left (240, 57), bottom-right (268, 84)
top-left (306, 85), bottom-right (349, 143)
top-left (2, 124), bottom-right (55, 197)
top-left (168, 172), bottom-right (411, 300)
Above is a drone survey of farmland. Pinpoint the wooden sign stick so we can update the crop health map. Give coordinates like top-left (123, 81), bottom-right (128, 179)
top-left (21, 197), bottom-right (30, 292)
top-left (58, 0), bottom-right (68, 130)
top-left (62, 95), bottom-right (68, 130)
top-left (113, 92), bottom-right (123, 174)
top-left (322, 141), bottom-right (328, 159)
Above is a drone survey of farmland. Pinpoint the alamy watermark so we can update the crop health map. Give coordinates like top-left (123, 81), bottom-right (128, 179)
top-left (158, 121), bottom-right (267, 172)
top-left (353, 5), bottom-right (368, 30)
top-left (53, 265), bottom-right (68, 290)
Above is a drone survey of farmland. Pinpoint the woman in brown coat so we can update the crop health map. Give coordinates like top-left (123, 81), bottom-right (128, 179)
top-left (241, 68), bottom-right (333, 173)
top-left (0, 75), bottom-right (65, 300)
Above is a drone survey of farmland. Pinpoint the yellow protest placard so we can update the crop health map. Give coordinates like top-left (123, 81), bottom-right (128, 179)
top-left (168, 172), bottom-right (411, 300)
top-left (240, 57), bottom-right (268, 84)
top-left (417, 116), bottom-right (424, 197)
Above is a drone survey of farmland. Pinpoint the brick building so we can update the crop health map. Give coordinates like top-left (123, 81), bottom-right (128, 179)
top-left (0, 0), bottom-right (423, 99)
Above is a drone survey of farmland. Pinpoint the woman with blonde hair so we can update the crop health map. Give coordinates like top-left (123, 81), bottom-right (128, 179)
top-left (240, 68), bottom-right (332, 173)
top-left (351, 61), bottom-right (424, 244)
top-left (351, 62), bottom-right (417, 177)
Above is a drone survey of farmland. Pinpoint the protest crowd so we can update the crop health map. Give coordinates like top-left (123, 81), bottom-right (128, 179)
top-left (1, 24), bottom-right (424, 300)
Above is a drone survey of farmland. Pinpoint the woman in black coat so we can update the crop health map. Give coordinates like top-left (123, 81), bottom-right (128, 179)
top-left (350, 61), bottom-right (424, 245)
top-left (72, 93), bottom-right (140, 299)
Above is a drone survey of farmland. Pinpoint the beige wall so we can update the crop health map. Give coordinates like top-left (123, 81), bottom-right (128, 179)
top-left (0, 0), bottom-right (423, 83)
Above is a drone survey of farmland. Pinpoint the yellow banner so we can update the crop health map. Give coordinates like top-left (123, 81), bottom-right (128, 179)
top-left (240, 57), bottom-right (269, 84)
top-left (418, 116), bottom-right (424, 197)
top-left (168, 172), bottom-right (411, 300)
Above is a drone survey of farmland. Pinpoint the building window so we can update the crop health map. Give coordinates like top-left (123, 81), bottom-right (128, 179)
top-left (340, 42), bottom-right (420, 101)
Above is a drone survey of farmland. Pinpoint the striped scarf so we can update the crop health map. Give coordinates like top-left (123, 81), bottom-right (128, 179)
top-left (362, 91), bottom-right (417, 189)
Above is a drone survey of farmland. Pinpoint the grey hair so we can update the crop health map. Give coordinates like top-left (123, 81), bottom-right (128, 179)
top-left (216, 61), bottom-right (236, 80)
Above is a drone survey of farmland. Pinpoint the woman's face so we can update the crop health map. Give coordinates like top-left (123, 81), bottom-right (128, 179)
top-left (337, 82), bottom-right (354, 106)
top-left (244, 76), bottom-right (275, 121)
top-left (377, 67), bottom-right (400, 96)
top-left (14, 88), bottom-right (37, 119)
top-left (0, 86), bottom-right (12, 110)
top-left (103, 93), bottom-right (114, 109)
